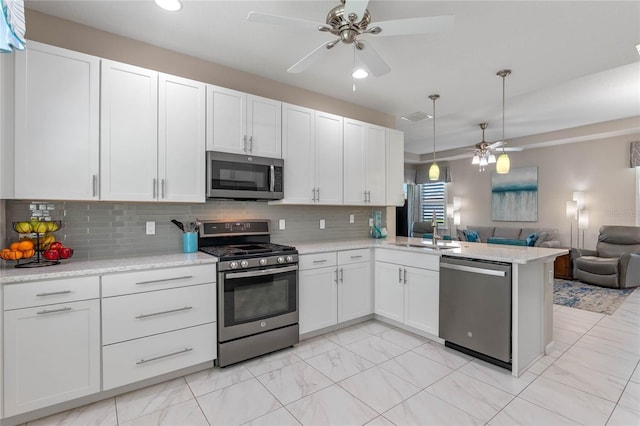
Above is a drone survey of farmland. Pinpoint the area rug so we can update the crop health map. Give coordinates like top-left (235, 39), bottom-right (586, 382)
top-left (554, 279), bottom-right (636, 315)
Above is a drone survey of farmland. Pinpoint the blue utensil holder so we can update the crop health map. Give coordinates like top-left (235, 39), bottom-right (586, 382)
top-left (183, 232), bottom-right (197, 253)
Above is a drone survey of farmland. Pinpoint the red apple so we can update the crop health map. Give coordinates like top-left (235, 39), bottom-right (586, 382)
top-left (42, 249), bottom-right (60, 261)
top-left (58, 247), bottom-right (74, 259)
top-left (49, 242), bottom-right (63, 251)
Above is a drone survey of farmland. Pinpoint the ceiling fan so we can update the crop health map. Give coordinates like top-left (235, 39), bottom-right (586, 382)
top-left (468, 122), bottom-right (522, 170)
top-left (247, 0), bottom-right (454, 77)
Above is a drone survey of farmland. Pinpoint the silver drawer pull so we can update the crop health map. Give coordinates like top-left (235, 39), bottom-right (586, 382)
top-left (313, 259), bottom-right (328, 264)
top-left (136, 275), bottom-right (193, 285)
top-left (136, 347), bottom-right (193, 365)
top-left (36, 290), bottom-right (72, 297)
top-left (349, 255), bottom-right (363, 259)
top-left (37, 307), bottom-right (72, 315)
top-left (135, 306), bottom-right (193, 319)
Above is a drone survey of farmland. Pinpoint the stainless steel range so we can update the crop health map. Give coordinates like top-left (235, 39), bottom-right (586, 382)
top-left (198, 219), bottom-right (299, 367)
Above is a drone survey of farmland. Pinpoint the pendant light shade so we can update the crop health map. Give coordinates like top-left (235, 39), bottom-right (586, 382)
top-left (428, 94), bottom-right (440, 181)
top-left (496, 69), bottom-right (512, 174)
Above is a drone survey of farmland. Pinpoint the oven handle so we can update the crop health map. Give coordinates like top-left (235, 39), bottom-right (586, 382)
top-left (225, 265), bottom-right (298, 279)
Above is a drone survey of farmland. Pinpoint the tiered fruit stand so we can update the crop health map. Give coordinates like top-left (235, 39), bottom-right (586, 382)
top-left (11, 220), bottom-right (63, 268)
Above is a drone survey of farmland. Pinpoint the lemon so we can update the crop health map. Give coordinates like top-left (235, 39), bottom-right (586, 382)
top-left (14, 221), bottom-right (32, 233)
top-left (32, 221), bottom-right (48, 234)
top-left (46, 222), bottom-right (59, 232)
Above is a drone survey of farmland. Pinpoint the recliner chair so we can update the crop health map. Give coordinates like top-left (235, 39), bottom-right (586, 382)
top-left (572, 225), bottom-right (640, 288)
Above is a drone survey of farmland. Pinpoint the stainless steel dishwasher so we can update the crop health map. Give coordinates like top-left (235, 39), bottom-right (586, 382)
top-left (439, 256), bottom-right (512, 369)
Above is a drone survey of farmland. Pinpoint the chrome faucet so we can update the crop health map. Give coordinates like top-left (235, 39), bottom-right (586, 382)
top-left (431, 211), bottom-right (442, 246)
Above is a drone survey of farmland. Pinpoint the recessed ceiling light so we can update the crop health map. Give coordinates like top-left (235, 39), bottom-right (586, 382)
top-left (155, 0), bottom-right (182, 12)
top-left (401, 111), bottom-right (432, 122)
top-left (352, 68), bottom-right (368, 79)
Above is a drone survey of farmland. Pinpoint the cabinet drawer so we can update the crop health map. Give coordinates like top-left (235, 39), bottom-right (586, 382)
top-left (299, 252), bottom-right (337, 270)
top-left (102, 264), bottom-right (216, 297)
top-left (102, 283), bottom-right (216, 345)
top-left (338, 248), bottom-right (370, 265)
top-left (103, 322), bottom-right (216, 390)
top-left (375, 248), bottom-right (439, 271)
top-left (4, 276), bottom-right (100, 311)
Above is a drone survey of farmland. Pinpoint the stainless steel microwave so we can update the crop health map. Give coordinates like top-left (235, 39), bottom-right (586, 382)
top-left (206, 151), bottom-right (284, 200)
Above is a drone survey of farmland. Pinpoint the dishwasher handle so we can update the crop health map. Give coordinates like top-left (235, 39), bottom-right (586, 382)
top-left (440, 262), bottom-right (506, 277)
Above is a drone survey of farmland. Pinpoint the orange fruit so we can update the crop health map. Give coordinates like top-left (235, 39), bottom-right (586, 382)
top-left (21, 248), bottom-right (35, 259)
top-left (0, 249), bottom-right (10, 260)
top-left (9, 242), bottom-right (20, 251)
top-left (17, 240), bottom-right (34, 251)
top-left (7, 250), bottom-right (23, 260)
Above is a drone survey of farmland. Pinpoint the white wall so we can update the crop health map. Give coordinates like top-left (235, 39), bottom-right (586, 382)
top-left (446, 134), bottom-right (638, 249)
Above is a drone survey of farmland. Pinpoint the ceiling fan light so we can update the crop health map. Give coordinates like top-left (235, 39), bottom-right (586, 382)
top-left (496, 152), bottom-right (510, 174)
top-left (429, 162), bottom-right (440, 181)
top-left (154, 0), bottom-right (182, 11)
top-left (488, 154), bottom-right (497, 164)
top-left (352, 68), bottom-right (368, 79)
top-left (479, 157), bottom-right (488, 167)
top-left (471, 154), bottom-right (480, 165)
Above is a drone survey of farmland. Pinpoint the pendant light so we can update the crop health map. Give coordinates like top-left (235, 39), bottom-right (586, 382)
top-left (428, 94), bottom-right (440, 181)
top-left (496, 69), bottom-right (511, 174)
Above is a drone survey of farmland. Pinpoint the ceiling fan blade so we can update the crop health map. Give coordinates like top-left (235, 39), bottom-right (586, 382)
top-left (344, 0), bottom-right (370, 22)
top-left (356, 41), bottom-right (390, 77)
top-left (503, 147), bottom-right (524, 152)
top-left (488, 141), bottom-right (504, 149)
top-left (287, 41), bottom-right (335, 74)
top-left (372, 15), bottom-right (455, 37)
top-left (247, 11), bottom-right (329, 31)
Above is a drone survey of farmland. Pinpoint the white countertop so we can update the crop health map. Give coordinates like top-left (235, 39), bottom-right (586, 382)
top-left (0, 252), bottom-right (217, 285)
top-left (294, 237), bottom-right (568, 264)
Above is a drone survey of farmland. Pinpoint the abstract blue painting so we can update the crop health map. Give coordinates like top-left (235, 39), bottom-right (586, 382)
top-left (491, 167), bottom-right (538, 221)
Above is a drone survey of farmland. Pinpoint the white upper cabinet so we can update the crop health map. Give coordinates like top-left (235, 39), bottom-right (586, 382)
top-left (0, 52), bottom-right (14, 199)
top-left (343, 118), bottom-right (386, 205)
top-left (101, 61), bottom-right (205, 202)
top-left (101, 60), bottom-right (158, 201)
top-left (281, 104), bottom-right (343, 204)
top-left (158, 73), bottom-right (206, 202)
top-left (386, 128), bottom-right (405, 206)
top-left (207, 85), bottom-right (282, 158)
top-left (14, 41), bottom-right (100, 200)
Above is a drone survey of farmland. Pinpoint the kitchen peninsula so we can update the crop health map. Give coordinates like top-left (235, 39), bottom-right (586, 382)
top-left (294, 237), bottom-right (568, 377)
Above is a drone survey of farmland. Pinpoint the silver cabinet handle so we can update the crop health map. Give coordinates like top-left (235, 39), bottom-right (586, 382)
top-left (404, 268), bottom-right (408, 284)
top-left (36, 290), bottom-right (72, 297)
top-left (313, 259), bottom-right (328, 264)
top-left (249, 135), bottom-right (253, 152)
top-left (153, 178), bottom-right (157, 199)
top-left (364, 191), bottom-right (368, 203)
top-left (161, 179), bottom-right (166, 199)
top-left (350, 255), bottom-right (363, 259)
top-left (136, 305), bottom-right (192, 319)
top-left (92, 174), bottom-right (98, 197)
top-left (243, 135), bottom-right (247, 152)
top-left (340, 268), bottom-right (344, 282)
top-left (136, 347), bottom-right (193, 365)
top-left (334, 268), bottom-right (338, 284)
top-left (136, 275), bottom-right (193, 285)
top-left (440, 263), bottom-right (507, 277)
top-left (316, 188), bottom-right (320, 202)
top-left (398, 268), bottom-right (403, 283)
top-left (37, 307), bottom-right (72, 315)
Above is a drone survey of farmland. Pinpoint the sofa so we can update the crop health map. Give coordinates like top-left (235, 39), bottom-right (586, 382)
top-left (572, 225), bottom-right (640, 289)
top-left (456, 225), bottom-right (561, 248)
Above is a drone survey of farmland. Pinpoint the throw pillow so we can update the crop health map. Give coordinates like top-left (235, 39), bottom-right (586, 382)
top-left (534, 231), bottom-right (548, 247)
top-left (464, 229), bottom-right (481, 242)
top-left (526, 233), bottom-right (538, 246)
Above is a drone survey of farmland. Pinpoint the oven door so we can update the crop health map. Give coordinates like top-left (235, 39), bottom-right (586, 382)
top-left (218, 264), bottom-right (298, 342)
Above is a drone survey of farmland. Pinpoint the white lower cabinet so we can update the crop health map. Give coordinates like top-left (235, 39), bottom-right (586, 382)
top-left (3, 277), bottom-right (101, 417)
top-left (374, 249), bottom-right (439, 336)
top-left (299, 249), bottom-right (372, 334)
top-left (101, 264), bottom-right (217, 390)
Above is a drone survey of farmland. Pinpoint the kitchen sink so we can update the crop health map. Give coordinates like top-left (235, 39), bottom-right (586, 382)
top-left (390, 242), bottom-right (456, 251)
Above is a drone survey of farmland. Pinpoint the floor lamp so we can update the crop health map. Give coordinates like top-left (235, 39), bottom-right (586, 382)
top-left (566, 200), bottom-right (578, 248)
top-left (578, 210), bottom-right (589, 249)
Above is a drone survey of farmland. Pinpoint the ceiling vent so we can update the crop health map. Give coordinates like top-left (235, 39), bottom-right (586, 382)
top-left (401, 111), bottom-right (432, 122)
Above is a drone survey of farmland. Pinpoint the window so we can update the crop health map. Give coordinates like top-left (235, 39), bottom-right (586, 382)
top-left (420, 182), bottom-right (447, 228)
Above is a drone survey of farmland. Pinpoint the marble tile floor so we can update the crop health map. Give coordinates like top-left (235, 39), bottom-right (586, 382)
top-left (25, 291), bottom-right (640, 426)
